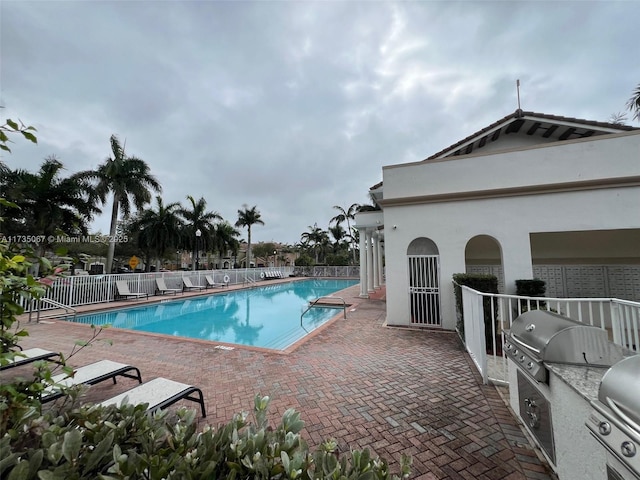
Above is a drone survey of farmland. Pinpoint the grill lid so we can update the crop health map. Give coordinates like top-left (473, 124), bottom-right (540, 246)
top-left (507, 310), bottom-right (623, 366)
top-left (509, 310), bottom-right (586, 351)
top-left (598, 355), bottom-right (640, 430)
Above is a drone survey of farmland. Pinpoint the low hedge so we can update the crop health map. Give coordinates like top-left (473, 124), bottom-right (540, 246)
top-left (1, 394), bottom-right (411, 480)
top-left (452, 273), bottom-right (499, 347)
top-left (515, 278), bottom-right (547, 313)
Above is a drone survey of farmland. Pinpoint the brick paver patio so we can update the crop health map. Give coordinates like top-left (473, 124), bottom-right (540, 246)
top-left (5, 283), bottom-right (556, 479)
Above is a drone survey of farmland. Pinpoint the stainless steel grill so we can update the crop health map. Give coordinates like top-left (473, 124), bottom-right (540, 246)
top-left (504, 310), bottom-right (624, 382)
top-left (587, 355), bottom-right (640, 479)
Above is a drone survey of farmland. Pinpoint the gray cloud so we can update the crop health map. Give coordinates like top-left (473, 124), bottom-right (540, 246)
top-left (2, 1), bottom-right (638, 244)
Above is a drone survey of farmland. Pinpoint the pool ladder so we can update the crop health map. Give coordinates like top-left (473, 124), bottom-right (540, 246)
top-left (28, 298), bottom-right (77, 323)
top-left (300, 296), bottom-right (347, 326)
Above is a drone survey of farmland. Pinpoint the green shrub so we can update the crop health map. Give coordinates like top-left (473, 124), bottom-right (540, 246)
top-left (1, 394), bottom-right (411, 480)
top-left (515, 278), bottom-right (547, 313)
top-left (325, 253), bottom-right (350, 266)
top-left (452, 273), bottom-right (499, 348)
top-left (294, 255), bottom-right (314, 267)
top-left (515, 279), bottom-right (546, 297)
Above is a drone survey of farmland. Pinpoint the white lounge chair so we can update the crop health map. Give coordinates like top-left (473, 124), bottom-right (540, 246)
top-left (42, 359), bottom-right (142, 403)
top-left (156, 278), bottom-right (182, 295)
top-left (100, 377), bottom-right (206, 417)
top-left (205, 275), bottom-right (226, 289)
top-left (0, 348), bottom-right (61, 371)
top-left (116, 280), bottom-right (149, 300)
top-left (182, 277), bottom-right (205, 291)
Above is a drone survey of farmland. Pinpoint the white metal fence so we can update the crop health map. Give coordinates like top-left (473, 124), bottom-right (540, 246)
top-left (292, 266), bottom-right (360, 277)
top-left (23, 266), bottom-right (360, 313)
top-left (456, 284), bottom-right (640, 384)
top-left (408, 255), bottom-right (441, 326)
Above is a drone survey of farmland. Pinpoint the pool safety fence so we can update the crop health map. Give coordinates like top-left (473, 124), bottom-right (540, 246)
top-left (22, 266), bottom-right (360, 314)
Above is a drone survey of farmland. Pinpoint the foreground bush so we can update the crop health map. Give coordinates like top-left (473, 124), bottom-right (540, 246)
top-left (1, 394), bottom-right (411, 480)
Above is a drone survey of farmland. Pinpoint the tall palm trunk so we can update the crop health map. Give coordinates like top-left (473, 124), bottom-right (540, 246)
top-left (106, 193), bottom-right (120, 274)
top-left (347, 219), bottom-right (357, 264)
top-left (246, 228), bottom-right (252, 268)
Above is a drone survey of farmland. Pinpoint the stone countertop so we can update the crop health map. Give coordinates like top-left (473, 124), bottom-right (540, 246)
top-left (545, 362), bottom-right (608, 402)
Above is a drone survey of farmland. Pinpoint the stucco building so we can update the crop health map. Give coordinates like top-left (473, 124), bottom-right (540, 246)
top-left (355, 110), bottom-right (640, 330)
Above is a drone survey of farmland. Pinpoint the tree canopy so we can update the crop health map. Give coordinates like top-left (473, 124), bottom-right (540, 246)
top-left (82, 135), bottom-right (161, 273)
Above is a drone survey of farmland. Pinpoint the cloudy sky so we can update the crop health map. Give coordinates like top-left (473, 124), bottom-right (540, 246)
top-left (1, 1), bottom-right (638, 245)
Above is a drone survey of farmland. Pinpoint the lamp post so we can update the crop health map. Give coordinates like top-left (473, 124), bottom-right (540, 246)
top-left (176, 250), bottom-right (181, 270)
top-left (273, 250), bottom-right (277, 268)
top-left (194, 229), bottom-right (202, 271)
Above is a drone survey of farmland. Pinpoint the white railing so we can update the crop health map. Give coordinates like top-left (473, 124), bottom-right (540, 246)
top-left (461, 287), bottom-right (488, 383)
top-left (22, 266), bottom-right (359, 313)
top-left (293, 266), bottom-right (361, 277)
top-left (28, 297), bottom-right (77, 322)
top-left (22, 267), bottom-right (292, 313)
top-left (455, 285), bottom-right (640, 385)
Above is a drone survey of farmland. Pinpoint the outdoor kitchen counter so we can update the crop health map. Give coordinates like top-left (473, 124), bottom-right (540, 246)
top-left (545, 363), bottom-right (608, 402)
top-left (546, 350), bottom-right (639, 403)
top-left (509, 360), bottom-right (613, 479)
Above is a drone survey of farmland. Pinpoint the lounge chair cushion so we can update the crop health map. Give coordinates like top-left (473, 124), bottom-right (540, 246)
top-left (116, 280), bottom-right (149, 300)
top-left (156, 278), bottom-right (182, 295)
top-left (99, 377), bottom-right (206, 417)
top-left (182, 278), bottom-right (205, 291)
top-left (43, 359), bottom-right (142, 403)
top-left (205, 275), bottom-right (226, 288)
top-left (0, 348), bottom-right (61, 371)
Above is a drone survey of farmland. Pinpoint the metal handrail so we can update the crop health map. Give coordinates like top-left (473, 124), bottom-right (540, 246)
top-left (243, 276), bottom-right (256, 286)
top-left (29, 298), bottom-right (77, 323)
top-left (301, 296), bottom-right (347, 325)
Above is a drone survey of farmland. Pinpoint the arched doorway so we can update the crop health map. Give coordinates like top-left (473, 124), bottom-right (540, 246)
top-left (465, 235), bottom-right (504, 292)
top-left (407, 237), bottom-right (441, 326)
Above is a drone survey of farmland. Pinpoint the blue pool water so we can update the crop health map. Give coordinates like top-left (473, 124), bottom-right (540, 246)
top-left (73, 279), bottom-right (358, 350)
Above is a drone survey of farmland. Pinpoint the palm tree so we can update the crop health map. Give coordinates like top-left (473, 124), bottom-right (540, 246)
top-left (627, 83), bottom-right (640, 122)
top-left (212, 221), bottom-right (241, 267)
top-left (178, 195), bottom-right (221, 270)
top-left (330, 203), bottom-right (360, 230)
top-left (130, 196), bottom-right (183, 271)
top-left (300, 224), bottom-right (329, 264)
top-left (330, 203), bottom-right (360, 263)
top-left (83, 135), bottom-right (161, 273)
top-left (608, 112), bottom-right (628, 125)
top-left (328, 224), bottom-right (347, 253)
top-left (1, 156), bottom-right (99, 256)
top-left (235, 205), bottom-right (264, 268)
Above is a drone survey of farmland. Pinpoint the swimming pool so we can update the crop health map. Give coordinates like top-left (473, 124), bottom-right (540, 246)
top-left (72, 279), bottom-right (358, 351)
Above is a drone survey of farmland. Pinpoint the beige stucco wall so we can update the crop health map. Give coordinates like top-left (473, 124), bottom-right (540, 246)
top-left (381, 131), bottom-right (640, 329)
top-left (383, 131), bottom-right (640, 199)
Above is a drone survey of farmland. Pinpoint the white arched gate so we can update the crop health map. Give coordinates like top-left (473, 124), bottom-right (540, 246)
top-left (408, 254), bottom-right (441, 326)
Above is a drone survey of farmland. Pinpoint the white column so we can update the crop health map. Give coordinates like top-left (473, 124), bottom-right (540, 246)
top-left (377, 235), bottom-right (384, 286)
top-left (366, 230), bottom-right (374, 293)
top-left (372, 231), bottom-right (380, 289)
top-left (358, 228), bottom-right (369, 298)
top-left (500, 232), bottom-right (534, 294)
